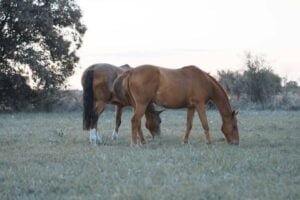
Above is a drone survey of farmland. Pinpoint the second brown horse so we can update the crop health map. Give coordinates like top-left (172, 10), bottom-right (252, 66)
top-left (113, 65), bottom-right (239, 145)
top-left (82, 63), bottom-right (162, 145)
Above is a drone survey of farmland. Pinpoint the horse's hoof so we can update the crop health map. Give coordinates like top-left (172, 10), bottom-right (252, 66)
top-left (152, 135), bottom-right (161, 140)
top-left (130, 143), bottom-right (140, 148)
top-left (217, 138), bottom-right (226, 142)
top-left (182, 140), bottom-right (189, 144)
top-left (90, 140), bottom-right (98, 146)
top-left (111, 131), bottom-right (118, 140)
top-left (89, 129), bottom-right (102, 146)
top-left (112, 135), bottom-right (117, 140)
top-left (97, 139), bottom-right (102, 145)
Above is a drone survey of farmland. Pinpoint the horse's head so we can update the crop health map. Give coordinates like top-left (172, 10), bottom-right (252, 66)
top-left (221, 110), bottom-right (239, 145)
top-left (145, 109), bottom-right (164, 138)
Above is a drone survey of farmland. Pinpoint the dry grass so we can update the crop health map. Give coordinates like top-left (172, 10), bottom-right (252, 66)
top-left (0, 110), bottom-right (299, 200)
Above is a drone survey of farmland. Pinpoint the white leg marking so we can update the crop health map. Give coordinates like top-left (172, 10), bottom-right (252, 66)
top-left (111, 130), bottom-right (119, 140)
top-left (89, 129), bottom-right (97, 145)
top-left (90, 128), bottom-right (102, 145)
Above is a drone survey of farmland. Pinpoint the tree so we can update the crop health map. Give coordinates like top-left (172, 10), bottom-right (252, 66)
top-left (0, 0), bottom-right (86, 90)
top-left (242, 53), bottom-right (281, 103)
top-left (217, 69), bottom-right (242, 99)
top-left (285, 81), bottom-right (298, 90)
top-left (283, 80), bottom-right (299, 95)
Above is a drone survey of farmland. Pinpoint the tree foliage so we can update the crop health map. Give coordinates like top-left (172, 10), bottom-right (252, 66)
top-left (0, 0), bottom-right (86, 90)
top-left (218, 70), bottom-right (242, 99)
top-left (0, 72), bottom-right (36, 111)
top-left (284, 80), bottom-right (298, 93)
top-left (242, 53), bottom-right (281, 103)
top-left (218, 53), bottom-right (282, 104)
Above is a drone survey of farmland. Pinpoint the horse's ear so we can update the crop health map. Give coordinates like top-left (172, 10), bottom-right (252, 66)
top-left (156, 109), bottom-right (165, 115)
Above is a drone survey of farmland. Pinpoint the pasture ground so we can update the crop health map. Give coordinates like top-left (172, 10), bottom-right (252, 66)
top-left (0, 110), bottom-right (299, 200)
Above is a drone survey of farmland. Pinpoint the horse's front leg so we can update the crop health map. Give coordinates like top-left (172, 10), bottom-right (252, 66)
top-left (196, 104), bottom-right (212, 144)
top-left (138, 123), bottom-right (146, 144)
top-left (183, 107), bottom-right (195, 144)
top-left (112, 104), bottom-right (123, 140)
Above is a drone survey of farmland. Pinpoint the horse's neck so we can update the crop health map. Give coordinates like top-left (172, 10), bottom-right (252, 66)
top-left (209, 77), bottom-right (232, 121)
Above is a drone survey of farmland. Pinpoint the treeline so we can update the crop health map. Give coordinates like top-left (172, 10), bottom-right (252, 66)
top-left (1, 1), bottom-right (298, 112)
top-left (218, 53), bottom-right (300, 110)
top-left (1, 53), bottom-right (299, 112)
top-left (0, 78), bottom-right (83, 112)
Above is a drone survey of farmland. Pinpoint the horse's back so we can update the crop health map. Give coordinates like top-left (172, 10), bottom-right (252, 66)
top-left (128, 65), bottom-right (212, 108)
top-left (158, 65), bottom-right (212, 93)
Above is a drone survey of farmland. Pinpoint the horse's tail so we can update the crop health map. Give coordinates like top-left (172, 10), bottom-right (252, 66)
top-left (113, 71), bottom-right (131, 105)
top-left (82, 69), bottom-right (97, 130)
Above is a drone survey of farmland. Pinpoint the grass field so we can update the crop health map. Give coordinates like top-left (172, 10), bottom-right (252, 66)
top-left (0, 110), bottom-right (299, 200)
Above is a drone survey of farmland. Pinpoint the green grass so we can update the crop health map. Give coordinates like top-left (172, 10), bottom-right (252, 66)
top-left (0, 110), bottom-right (299, 200)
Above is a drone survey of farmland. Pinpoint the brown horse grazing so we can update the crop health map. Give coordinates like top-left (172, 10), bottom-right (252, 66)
top-left (81, 63), bottom-right (162, 145)
top-left (113, 65), bottom-right (239, 145)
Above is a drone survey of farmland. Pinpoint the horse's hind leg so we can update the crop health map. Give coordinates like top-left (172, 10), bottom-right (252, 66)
top-left (131, 104), bottom-right (147, 145)
top-left (90, 101), bottom-right (105, 145)
top-left (196, 104), bottom-right (212, 144)
top-left (183, 107), bottom-right (195, 144)
top-left (138, 123), bottom-right (146, 144)
top-left (112, 104), bottom-right (123, 140)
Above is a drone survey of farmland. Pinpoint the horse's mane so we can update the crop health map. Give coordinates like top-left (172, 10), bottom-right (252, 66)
top-left (206, 73), bottom-right (232, 110)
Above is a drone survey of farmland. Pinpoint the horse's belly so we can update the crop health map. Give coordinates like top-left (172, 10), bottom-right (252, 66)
top-left (154, 90), bottom-right (188, 108)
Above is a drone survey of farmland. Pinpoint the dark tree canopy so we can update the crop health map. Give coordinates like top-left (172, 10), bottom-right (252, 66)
top-left (242, 53), bottom-right (282, 103)
top-left (0, 0), bottom-right (86, 89)
top-left (218, 69), bottom-right (242, 99)
top-left (218, 53), bottom-right (282, 104)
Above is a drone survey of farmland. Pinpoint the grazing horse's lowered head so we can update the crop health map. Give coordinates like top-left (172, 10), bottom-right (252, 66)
top-left (205, 73), bottom-right (239, 145)
top-left (221, 110), bottom-right (239, 145)
top-left (145, 106), bottom-right (164, 138)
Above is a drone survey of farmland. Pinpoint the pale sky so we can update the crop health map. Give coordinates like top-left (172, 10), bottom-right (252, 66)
top-left (68, 0), bottom-right (300, 89)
